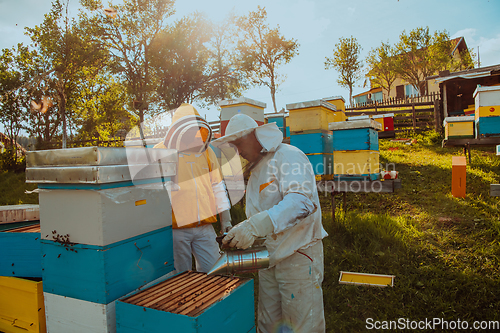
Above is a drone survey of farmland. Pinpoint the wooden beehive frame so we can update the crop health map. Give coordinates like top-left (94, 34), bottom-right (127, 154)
top-left (121, 271), bottom-right (245, 317)
top-left (3, 223), bottom-right (40, 233)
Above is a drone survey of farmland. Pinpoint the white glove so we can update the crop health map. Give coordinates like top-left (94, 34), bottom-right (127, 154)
top-left (222, 211), bottom-right (273, 249)
top-left (220, 210), bottom-right (232, 235)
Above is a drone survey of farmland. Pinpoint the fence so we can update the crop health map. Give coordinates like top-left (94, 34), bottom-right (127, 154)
top-left (346, 93), bottom-right (442, 134)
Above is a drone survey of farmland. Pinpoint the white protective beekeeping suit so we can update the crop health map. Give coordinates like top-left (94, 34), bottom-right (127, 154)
top-left (213, 114), bottom-right (328, 333)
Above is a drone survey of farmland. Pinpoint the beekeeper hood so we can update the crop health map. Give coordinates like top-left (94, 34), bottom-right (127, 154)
top-left (163, 103), bottom-right (212, 153)
top-left (212, 113), bottom-right (283, 153)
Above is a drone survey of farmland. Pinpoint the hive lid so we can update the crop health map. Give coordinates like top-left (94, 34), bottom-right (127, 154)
top-left (218, 97), bottom-right (266, 109)
top-left (26, 163), bottom-right (176, 184)
top-left (443, 116), bottom-right (475, 125)
top-left (286, 99), bottom-right (337, 112)
top-left (0, 205), bottom-right (40, 224)
top-left (26, 146), bottom-right (177, 167)
top-left (329, 118), bottom-right (382, 131)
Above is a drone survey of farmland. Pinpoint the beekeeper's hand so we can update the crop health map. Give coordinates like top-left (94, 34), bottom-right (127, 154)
top-left (222, 211), bottom-right (273, 249)
top-left (219, 210), bottom-right (232, 235)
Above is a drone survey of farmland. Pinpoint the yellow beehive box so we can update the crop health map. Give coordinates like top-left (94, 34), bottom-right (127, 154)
top-left (474, 85), bottom-right (500, 120)
top-left (287, 99), bottom-right (344, 132)
top-left (322, 96), bottom-right (345, 111)
top-left (443, 116), bottom-right (475, 139)
top-left (0, 276), bottom-right (46, 333)
top-left (333, 150), bottom-right (380, 180)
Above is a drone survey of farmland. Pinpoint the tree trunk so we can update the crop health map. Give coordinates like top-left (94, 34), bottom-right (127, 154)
top-left (271, 85), bottom-right (277, 113)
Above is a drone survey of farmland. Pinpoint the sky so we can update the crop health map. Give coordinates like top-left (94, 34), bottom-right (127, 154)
top-left (1, 0), bottom-right (500, 131)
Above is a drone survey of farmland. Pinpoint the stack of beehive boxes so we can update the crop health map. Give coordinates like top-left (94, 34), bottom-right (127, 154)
top-left (0, 206), bottom-right (45, 333)
top-left (25, 147), bottom-right (177, 333)
top-left (329, 119), bottom-right (382, 181)
top-left (474, 85), bottom-right (500, 138)
top-left (219, 97), bottom-right (266, 136)
top-left (287, 100), bottom-right (346, 176)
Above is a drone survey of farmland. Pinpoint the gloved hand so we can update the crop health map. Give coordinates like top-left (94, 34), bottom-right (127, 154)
top-left (222, 211), bottom-right (273, 249)
top-left (220, 210), bottom-right (233, 235)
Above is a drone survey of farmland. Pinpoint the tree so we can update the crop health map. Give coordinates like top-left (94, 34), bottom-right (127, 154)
top-left (71, 73), bottom-right (135, 144)
top-left (151, 13), bottom-right (245, 111)
top-left (325, 36), bottom-right (363, 106)
top-left (393, 26), bottom-right (473, 95)
top-left (366, 41), bottom-right (397, 97)
top-left (236, 6), bottom-right (299, 112)
top-left (26, 0), bottom-right (107, 148)
top-left (80, 0), bottom-right (176, 125)
top-left (0, 47), bottom-right (27, 162)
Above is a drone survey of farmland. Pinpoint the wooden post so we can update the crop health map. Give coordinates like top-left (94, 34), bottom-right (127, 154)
top-left (434, 99), bottom-right (441, 133)
top-left (452, 156), bottom-right (467, 198)
top-left (412, 102), bottom-right (416, 131)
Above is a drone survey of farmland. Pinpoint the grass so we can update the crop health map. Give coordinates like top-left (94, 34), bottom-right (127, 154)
top-left (1, 130), bottom-right (499, 332)
top-left (0, 170), bottom-right (38, 205)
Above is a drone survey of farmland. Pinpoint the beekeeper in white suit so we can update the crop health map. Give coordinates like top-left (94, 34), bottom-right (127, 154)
top-left (213, 113), bottom-right (327, 333)
top-left (155, 104), bottom-right (232, 273)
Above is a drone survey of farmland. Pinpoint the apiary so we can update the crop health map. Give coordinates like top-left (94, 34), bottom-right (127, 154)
top-left (0, 223), bottom-right (41, 278)
top-left (0, 276), bottom-right (46, 333)
top-left (116, 271), bottom-right (255, 333)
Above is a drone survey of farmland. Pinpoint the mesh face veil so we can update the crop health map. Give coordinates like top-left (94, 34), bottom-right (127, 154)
top-left (164, 114), bottom-right (213, 153)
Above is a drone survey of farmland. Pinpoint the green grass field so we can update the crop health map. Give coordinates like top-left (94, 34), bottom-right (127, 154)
top-left (1, 130), bottom-right (499, 331)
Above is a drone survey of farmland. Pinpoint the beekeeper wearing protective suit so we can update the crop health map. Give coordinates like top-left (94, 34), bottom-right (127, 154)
top-left (213, 113), bottom-right (327, 333)
top-left (154, 103), bottom-right (232, 273)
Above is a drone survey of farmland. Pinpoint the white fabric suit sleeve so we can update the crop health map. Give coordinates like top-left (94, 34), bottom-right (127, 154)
top-left (267, 193), bottom-right (316, 234)
top-left (212, 181), bottom-right (231, 213)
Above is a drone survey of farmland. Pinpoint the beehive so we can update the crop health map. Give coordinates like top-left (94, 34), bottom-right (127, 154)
top-left (0, 223), bottom-right (41, 278)
top-left (41, 226), bottom-right (174, 305)
top-left (116, 271), bottom-right (255, 333)
top-left (219, 97), bottom-right (265, 135)
top-left (0, 276), bottom-right (46, 333)
top-left (290, 130), bottom-right (333, 154)
top-left (287, 100), bottom-right (345, 133)
top-left (371, 113), bottom-right (395, 131)
top-left (306, 153), bottom-right (334, 176)
top-left (333, 150), bottom-right (380, 180)
top-left (0, 204), bottom-right (39, 224)
top-left (474, 85), bottom-right (500, 119)
top-left (475, 116), bottom-right (500, 138)
top-left (322, 96), bottom-right (345, 112)
top-left (266, 113), bottom-right (289, 137)
top-left (443, 116), bottom-right (475, 140)
top-left (329, 119), bottom-right (381, 151)
top-left (27, 147), bottom-right (178, 333)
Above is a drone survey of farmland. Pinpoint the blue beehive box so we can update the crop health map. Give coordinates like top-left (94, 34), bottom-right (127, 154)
top-left (332, 128), bottom-right (379, 151)
top-left (306, 153), bottom-right (333, 175)
top-left (290, 130), bottom-right (333, 154)
top-left (266, 114), bottom-right (289, 137)
top-left (116, 271), bottom-right (256, 333)
top-left (0, 223), bottom-right (42, 278)
top-left (475, 116), bottom-right (500, 138)
top-left (41, 226), bottom-right (174, 304)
